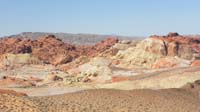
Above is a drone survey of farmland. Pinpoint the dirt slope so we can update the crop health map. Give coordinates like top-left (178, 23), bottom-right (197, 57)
top-left (1, 87), bottom-right (200, 112)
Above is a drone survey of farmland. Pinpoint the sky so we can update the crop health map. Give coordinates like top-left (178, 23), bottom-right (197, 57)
top-left (0, 0), bottom-right (200, 37)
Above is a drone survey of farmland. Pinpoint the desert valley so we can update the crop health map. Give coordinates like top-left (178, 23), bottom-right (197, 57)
top-left (0, 32), bottom-right (200, 112)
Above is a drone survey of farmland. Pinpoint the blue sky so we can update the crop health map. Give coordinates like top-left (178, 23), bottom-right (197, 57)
top-left (0, 0), bottom-right (200, 36)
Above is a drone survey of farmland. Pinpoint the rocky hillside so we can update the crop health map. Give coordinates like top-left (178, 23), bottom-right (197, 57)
top-left (1, 84), bottom-right (200, 112)
top-left (0, 32), bottom-right (200, 92)
top-left (113, 32), bottom-right (200, 69)
top-left (0, 35), bottom-right (118, 65)
top-left (149, 32), bottom-right (200, 60)
top-left (1, 32), bottom-right (200, 112)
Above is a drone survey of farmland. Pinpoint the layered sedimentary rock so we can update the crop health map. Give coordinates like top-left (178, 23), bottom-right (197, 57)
top-left (149, 32), bottom-right (200, 59)
top-left (113, 33), bottom-right (200, 69)
top-left (113, 40), bottom-right (162, 68)
top-left (0, 35), bottom-right (118, 65)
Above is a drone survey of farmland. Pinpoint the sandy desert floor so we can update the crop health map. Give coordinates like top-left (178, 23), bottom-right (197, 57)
top-left (1, 88), bottom-right (200, 112)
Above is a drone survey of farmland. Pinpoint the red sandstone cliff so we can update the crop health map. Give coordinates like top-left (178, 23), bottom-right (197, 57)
top-left (149, 32), bottom-right (200, 60)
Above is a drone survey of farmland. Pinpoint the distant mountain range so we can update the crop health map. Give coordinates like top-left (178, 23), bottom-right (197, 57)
top-left (1, 32), bottom-right (144, 45)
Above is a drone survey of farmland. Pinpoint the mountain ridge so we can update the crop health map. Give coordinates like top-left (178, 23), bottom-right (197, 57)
top-left (1, 32), bottom-right (144, 45)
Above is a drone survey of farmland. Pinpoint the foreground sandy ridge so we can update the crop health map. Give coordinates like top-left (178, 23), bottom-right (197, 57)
top-left (1, 88), bottom-right (200, 112)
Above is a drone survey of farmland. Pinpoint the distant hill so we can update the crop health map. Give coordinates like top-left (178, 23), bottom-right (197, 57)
top-left (2, 32), bottom-right (144, 45)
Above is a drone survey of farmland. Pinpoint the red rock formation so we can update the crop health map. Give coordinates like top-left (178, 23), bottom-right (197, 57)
top-left (149, 33), bottom-right (200, 59)
top-left (0, 89), bottom-right (27, 96)
top-left (191, 60), bottom-right (200, 66)
top-left (77, 37), bottom-right (119, 57)
top-left (0, 35), bottom-right (118, 65)
top-left (111, 76), bottom-right (129, 82)
top-left (30, 35), bottom-right (78, 64)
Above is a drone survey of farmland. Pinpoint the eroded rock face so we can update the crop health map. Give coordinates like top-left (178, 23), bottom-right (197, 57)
top-left (149, 33), bottom-right (200, 59)
top-left (112, 33), bottom-right (200, 69)
top-left (0, 35), bottom-right (118, 65)
top-left (138, 38), bottom-right (168, 56)
top-left (114, 45), bottom-right (162, 69)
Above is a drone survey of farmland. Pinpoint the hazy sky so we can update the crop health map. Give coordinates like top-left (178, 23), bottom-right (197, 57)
top-left (0, 0), bottom-right (200, 36)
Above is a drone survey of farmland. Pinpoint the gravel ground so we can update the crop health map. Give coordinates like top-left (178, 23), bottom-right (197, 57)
top-left (1, 88), bottom-right (200, 112)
